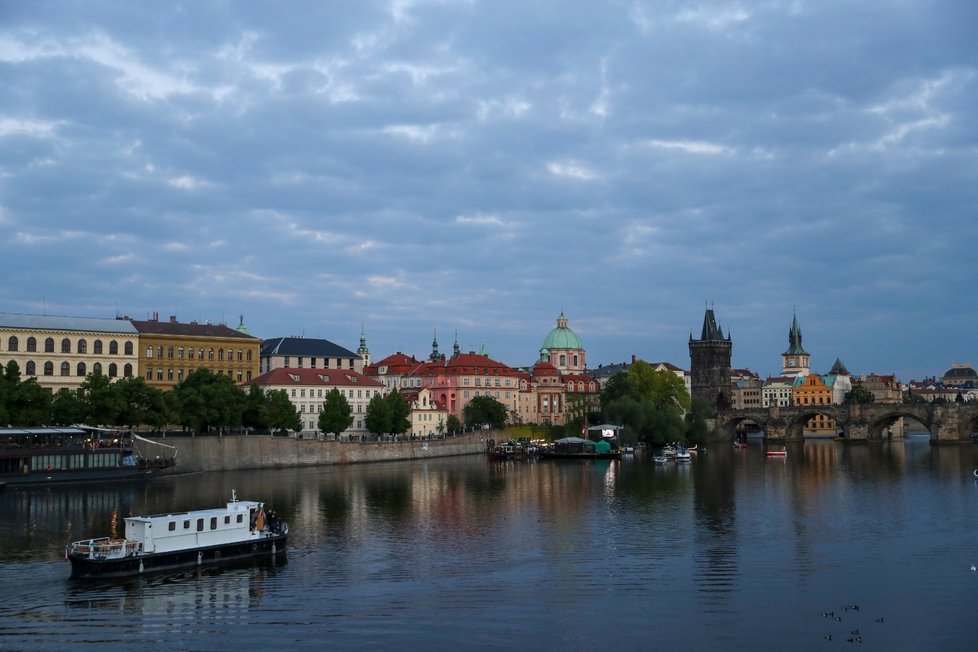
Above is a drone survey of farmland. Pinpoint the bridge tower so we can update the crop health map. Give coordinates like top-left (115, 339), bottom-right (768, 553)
top-left (689, 306), bottom-right (733, 411)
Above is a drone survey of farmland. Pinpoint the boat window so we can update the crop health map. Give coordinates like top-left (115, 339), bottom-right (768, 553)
top-left (184, 520), bottom-right (191, 529)
top-left (224, 516), bottom-right (231, 524)
top-left (169, 522), bottom-right (176, 531)
top-left (197, 518), bottom-right (204, 531)
top-left (237, 514), bottom-right (243, 523)
top-left (210, 517), bottom-right (217, 530)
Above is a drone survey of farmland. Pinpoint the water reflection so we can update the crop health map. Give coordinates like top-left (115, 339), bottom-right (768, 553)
top-left (1, 440), bottom-right (977, 651)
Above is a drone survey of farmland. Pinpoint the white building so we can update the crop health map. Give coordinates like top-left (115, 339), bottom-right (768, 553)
top-left (251, 367), bottom-right (385, 439)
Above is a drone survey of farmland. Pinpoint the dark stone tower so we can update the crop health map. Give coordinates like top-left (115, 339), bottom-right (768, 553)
top-left (689, 306), bottom-right (733, 411)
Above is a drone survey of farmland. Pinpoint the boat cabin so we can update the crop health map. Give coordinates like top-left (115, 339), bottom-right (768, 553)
top-left (124, 498), bottom-right (264, 554)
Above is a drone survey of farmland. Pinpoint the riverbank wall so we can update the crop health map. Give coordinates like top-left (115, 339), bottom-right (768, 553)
top-left (159, 431), bottom-right (492, 474)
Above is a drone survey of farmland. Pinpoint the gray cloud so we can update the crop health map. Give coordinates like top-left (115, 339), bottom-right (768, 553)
top-left (1, 0), bottom-right (975, 380)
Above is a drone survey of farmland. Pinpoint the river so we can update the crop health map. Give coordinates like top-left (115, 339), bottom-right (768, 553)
top-left (1, 437), bottom-right (977, 651)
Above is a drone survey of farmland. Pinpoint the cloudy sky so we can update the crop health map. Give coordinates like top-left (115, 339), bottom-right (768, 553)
top-left (1, 1), bottom-right (976, 380)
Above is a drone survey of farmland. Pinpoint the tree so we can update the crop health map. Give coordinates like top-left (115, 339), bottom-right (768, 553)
top-left (364, 393), bottom-right (392, 437)
top-left (463, 395), bottom-right (507, 429)
top-left (601, 360), bottom-right (694, 445)
top-left (264, 389), bottom-right (301, 432)
top-left (685, 397), bottom-right (715, 444)
top-left (9, 378), bottom-right (51, 426)
top-left (386, 390), bottom-right (411, 435)
top-left (115, 377), bottom-right (171, 429)
top-left (242, 383), bottom-right (269, 430)
top-left (78, 371), bottom-right (124, 426)
top-left (51, 389), bottom-right (86, 426)
top-left (844, 385), bottom-right (875, 405)
top-left (319, 388), bottom-right (354, 437)
top-left (172, 369), bottom-right (247, 433)
top-left (446, 414), bottom-right (461, 433)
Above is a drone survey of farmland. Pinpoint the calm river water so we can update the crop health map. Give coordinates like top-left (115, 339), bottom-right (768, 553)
top-left (2, 438), bottom-right (978, 651)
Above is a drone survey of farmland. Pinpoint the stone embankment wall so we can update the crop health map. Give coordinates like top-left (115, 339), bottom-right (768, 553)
top-left (161, 431), bottom-right (492, 474)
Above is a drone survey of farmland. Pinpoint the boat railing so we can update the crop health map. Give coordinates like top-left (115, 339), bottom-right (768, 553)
top-left (68, 537), bottom-right (142, 560)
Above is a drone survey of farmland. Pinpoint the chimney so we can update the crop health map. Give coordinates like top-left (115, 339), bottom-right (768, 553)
top-left (631, 354), bottom-right (636, 364)
top-left (169, 315), bottom-right (177, 323)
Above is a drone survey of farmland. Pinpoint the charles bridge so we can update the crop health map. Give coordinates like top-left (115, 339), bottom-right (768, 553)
top-left (715, 402), bottom-right (978, 444)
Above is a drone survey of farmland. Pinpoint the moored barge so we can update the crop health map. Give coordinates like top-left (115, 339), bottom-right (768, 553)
top-left (66, 491), bottom-right (287, 579)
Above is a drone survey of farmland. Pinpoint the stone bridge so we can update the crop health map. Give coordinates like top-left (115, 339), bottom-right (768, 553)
top-left (715, 403), bottom-right (978, 444)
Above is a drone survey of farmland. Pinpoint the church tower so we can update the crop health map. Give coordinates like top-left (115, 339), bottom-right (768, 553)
top-left (689, 306), bottom-right (733, 410)
top-left (781, 310), bottom-right (810, 377)
top-left (357, 323), bottom-right (370, 368)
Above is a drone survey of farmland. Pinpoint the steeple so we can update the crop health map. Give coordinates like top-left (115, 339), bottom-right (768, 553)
top-left (783, 309), bottom-right (808, 355)
top-left (699, 304), bottom-right (728, 341)
top-left (828, 357), bottom-right (849, 376)
top-left (452, 330), bottom-right (460, 357)
top-left (781, 309), bottom-right (810, 377)
top-left (430, 329), bottom-right (440, 361)
top-left (357, 322), bottom-right (370, 367)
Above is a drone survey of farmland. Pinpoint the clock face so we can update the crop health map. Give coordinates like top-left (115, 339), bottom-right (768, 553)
top-left (788, 360), bottom-right (796, 367)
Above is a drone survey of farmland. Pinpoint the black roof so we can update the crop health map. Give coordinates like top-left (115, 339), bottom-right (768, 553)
top-left (261, 336), bottom-right (357, 358)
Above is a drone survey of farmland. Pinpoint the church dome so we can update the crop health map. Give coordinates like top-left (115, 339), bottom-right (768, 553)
top-left (541, 313), bottom-right (583, 351)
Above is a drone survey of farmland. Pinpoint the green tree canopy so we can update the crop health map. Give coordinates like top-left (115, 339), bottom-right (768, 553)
top-left (78, 371), bottom-right (124, 426)
top-left (264, 389), bottom-right (301, 432)
top-left (844, 385), bottom-right (875, 405)
top-left (386, 390), bottom-right (411, 435)
top-left (364, 393), bottom-right (392, 436)
top-left (319, 388), bottom-right (354, 437)
top-left (463, 395), bottom-right (507, 429)
top-left (172, 368), bottom-right (247, 432)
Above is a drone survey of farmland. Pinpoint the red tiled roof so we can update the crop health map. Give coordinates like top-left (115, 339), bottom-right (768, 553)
top-left (252, 367), bottom-right (383, 387)
top-left (132, 319), bottom-right (258, 340)
top-left (532, 360), bottom-right (560, 375)
top-left (409, 352), bottom-right (521, 378)
top-left (364, 352), bottom-right (422, 376)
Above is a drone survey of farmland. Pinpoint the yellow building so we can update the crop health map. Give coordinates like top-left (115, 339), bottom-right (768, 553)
top-left (131, 314), bottom-right (260, 390)
top-left (0, 312), bottom-right (139, 394)
top-left (792, 374), bottom-right (837, 435)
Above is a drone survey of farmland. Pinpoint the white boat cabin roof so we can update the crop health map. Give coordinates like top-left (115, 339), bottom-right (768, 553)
top-left (125, 498), bottom-right (262, 525)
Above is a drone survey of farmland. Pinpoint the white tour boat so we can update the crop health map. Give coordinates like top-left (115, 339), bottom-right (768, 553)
top-left (66, 490), bottom-right (287, 579)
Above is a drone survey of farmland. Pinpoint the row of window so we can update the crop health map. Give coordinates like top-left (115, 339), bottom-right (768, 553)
top-left (6, 336), bottom-right (133, 355)
top-left (290, 388), bottom-right (374, 399)
top-left (167, 513), bottom-right (244, 532)
top-left (19, 360), bottom-right (134, 378)
top-left (146, 345), bottom-right (253, 362)
top-left (279, 356), bottom-right (356, 370)
top-left (300, 403), bottom-right (365, 413)
top-left (145, 368), bottom-right (252, 383)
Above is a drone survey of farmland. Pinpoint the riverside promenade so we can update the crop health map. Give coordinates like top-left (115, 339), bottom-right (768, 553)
top-left (159, 430), bottom-right (492, 474)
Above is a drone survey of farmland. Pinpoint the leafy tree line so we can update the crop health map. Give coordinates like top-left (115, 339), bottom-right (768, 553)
top-left (0, 362), bottom-right (414, 438)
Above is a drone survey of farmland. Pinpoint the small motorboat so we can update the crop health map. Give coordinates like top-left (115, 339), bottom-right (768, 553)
top-left (766, 447), bottom-right (787, 458)
top-left (973, 468), bottom-right (978, 479)
top-left (733, 442), bottom-right (748, 450)
top-left (652, 455), bottom-right (669, 465)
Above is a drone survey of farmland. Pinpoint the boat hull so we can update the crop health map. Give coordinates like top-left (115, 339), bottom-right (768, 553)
top-left (539, 452), bottom-right (622, 460)
top-left (2, 467), bottom-right (155, 487)
top-left (68, 532), bottom-right (288, 580)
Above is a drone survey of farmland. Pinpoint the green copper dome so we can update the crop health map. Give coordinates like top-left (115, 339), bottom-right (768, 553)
top-left (541, 313), bottom-right (583, 351)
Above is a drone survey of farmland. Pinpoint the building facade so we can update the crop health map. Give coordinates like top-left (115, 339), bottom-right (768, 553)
top-left (251, 367), bottom-right (384, 438)
top-left (131, 314), bottom-right (260, 390)
top-left (260, 336), bottom-right (363, 374)
top-left (0, 312), bottom-right (139, 393)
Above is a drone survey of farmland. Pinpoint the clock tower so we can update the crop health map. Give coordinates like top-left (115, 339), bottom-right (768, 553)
top-left (781, 310), bottom-right (810, 377)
